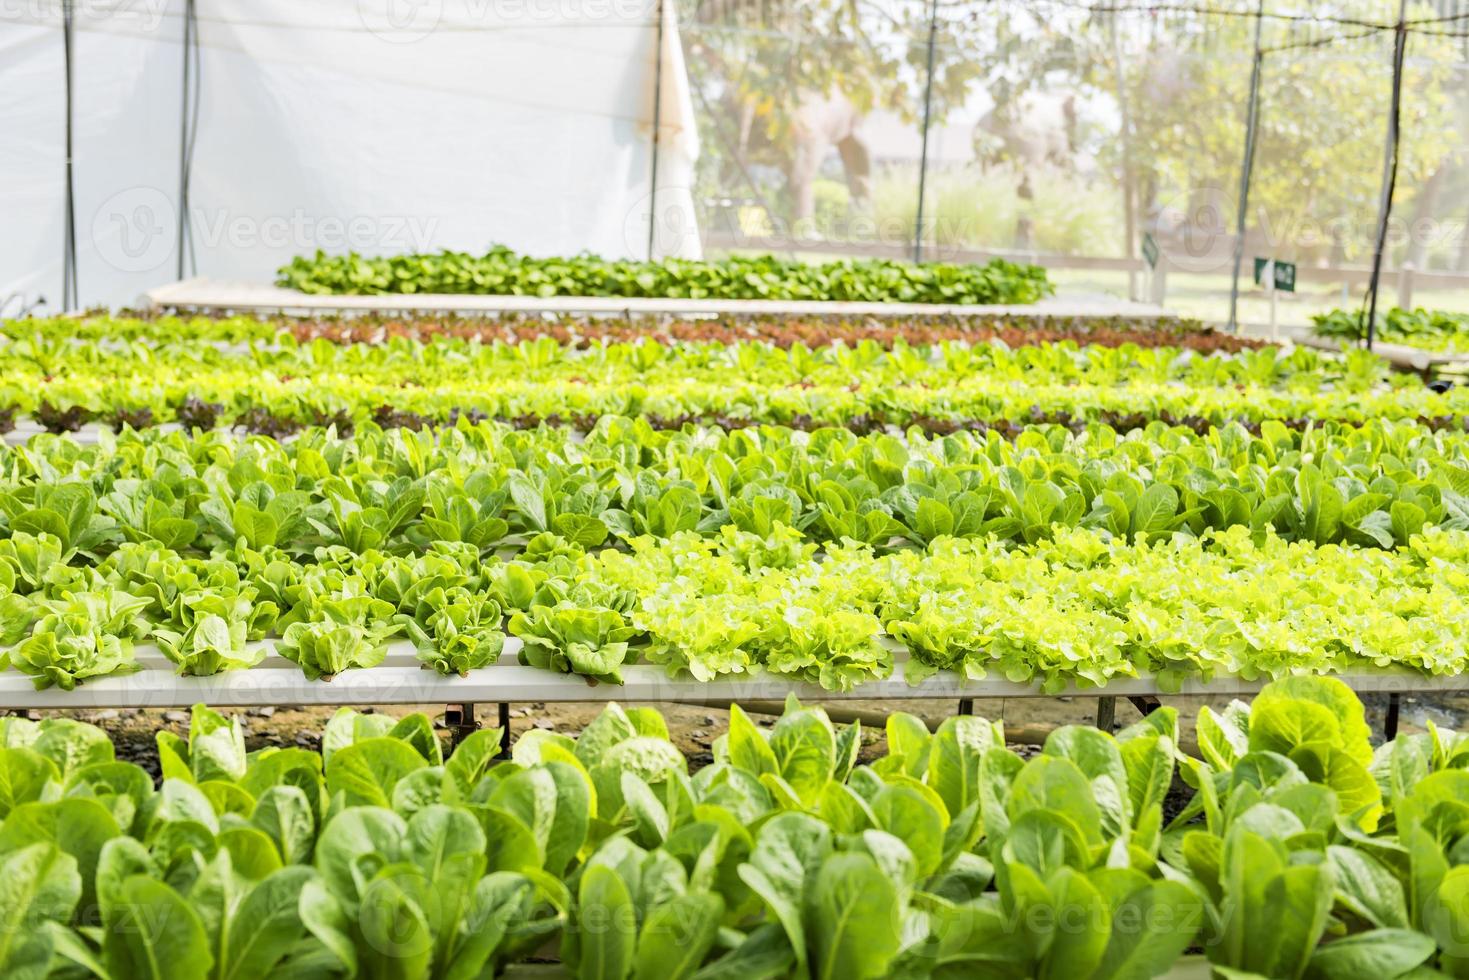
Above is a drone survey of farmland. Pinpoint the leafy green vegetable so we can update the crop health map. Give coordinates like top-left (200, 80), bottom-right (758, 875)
top-left (276, 246), bottom-right (1053, 306)
top-left (511, 604), bottom-right (637, 684)
top-left (397, 587), bottom-right (505, 676)
top-left (276, 596), bottom-right (399, 680)
top-left (8, 592), bottom-right (147, 690)
top-left (1314, 305), bottom-right (1469, 353)
top-left (0, 317), bottom-right (1457, 432)
top-left (5, 685), bottom-right (1469, 976)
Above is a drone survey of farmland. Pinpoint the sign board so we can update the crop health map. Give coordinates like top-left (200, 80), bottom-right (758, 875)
top-left (1141, 232), bottom-right (1159, 269)
top-left (1253, 257), bottom-right (1296, 293)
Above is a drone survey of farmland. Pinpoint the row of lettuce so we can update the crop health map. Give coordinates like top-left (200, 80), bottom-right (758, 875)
top-left (1, 315), bottom-right (1388, 388)
top-left (1, 320), bottom-right (1442, 430)
top-left (273, 246), bottom-right (1055, 305)
top-left (4, 419), bottom-right (1468, 556)
top-left (0, 418), bottom-right (1467, 689)
top-left (3, 519), bottom-right (1469, 691)
top-left (1315, 306), bottom-right (1469, 353)
top-left (0, 312), bottom-right (1244, 353)
top-left (0, 679), bottom-right (1464, 978)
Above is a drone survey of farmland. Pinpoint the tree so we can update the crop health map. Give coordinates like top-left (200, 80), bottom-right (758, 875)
top-left (677, 0), bottom-right (1463, 265)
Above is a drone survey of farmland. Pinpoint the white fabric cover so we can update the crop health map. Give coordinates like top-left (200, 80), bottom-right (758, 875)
top-left (0, 0), bottom-right (699, 311)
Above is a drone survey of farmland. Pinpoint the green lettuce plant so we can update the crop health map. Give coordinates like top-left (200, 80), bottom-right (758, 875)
top-left (6, 591), bottom-right (148, 690)
top-left (510, 604), bottom-right (638, 684)
top-left (397, 586), bottom-right (506, 676)
top-left (0, 320), bottom-right (1459, 432)
top-left (275, 595), bottom-right (401, 681)
top-left (274, 247), bottom-right (1054, 306)
top-left (0, 683), bottom-right (1466, 977)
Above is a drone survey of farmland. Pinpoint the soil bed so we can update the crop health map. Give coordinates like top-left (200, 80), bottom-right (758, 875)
top-left (23, 686), bottom-right (1433, 784)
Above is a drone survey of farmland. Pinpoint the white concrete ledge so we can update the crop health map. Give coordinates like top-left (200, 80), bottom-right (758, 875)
top-left (141, 278), bottom-right (1174, 321)
top-left (0, 637), bottom-right (1458, 708)
top-left (1250, 322), bottom-right (1469, 371)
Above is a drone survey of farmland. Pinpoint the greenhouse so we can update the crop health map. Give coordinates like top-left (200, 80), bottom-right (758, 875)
top-left (10, 1), bottom-right (1469, 978)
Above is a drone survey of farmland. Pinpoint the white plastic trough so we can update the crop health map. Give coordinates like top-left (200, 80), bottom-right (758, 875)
top-left (141, 277), bottom-right (1174, 321)
top-left (0, 636), bottom-right (1458, 709)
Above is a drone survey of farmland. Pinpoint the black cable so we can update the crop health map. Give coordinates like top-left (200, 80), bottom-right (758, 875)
top-left (1260, 25), bottom-right (1384, 56)
top-left (912, 0), bottom-right (939, 262)
top-left (1407, 8), bottom-right (1469, 25)
top-left (1024, 0), bottom-right (1394, 32)
top-left (1402, 25), bottom-right (1469, 37)
top-left (1027, 0), bottom-right (1469, 35)
top-left (118, 1), bottom-right (1469, 42)
top-left (1226, 0), bottom-right (1265, 333)
top-left (1363, 15), bottom-right (1409, 351)
top-left (131, 0), bottom-right (1469, 34)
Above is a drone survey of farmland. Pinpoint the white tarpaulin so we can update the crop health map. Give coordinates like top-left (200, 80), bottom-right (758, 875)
top-left (1, 0), bottom-right (699, 312)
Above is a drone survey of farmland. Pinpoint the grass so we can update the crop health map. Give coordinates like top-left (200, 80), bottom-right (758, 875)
top-left (813, 165), bottom-right (1123, 255)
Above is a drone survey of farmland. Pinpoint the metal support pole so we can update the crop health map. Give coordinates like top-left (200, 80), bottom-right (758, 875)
top-left (444, 702), bottom-right (479, 749)
top-left (1128, 695), bottom-right (1162, 717)
top-left (1364, 0), bottom-right (1410, 351)
top-left (957, 698), bottom-right (974, 717)
top-left (1227, 0), bottom-right (1267, 333)
top-left (1109, 15), bottom-right (1139, 300)
top-left (176, 0), bottom-right (196, 280)
top-left (61, 0), bottom-right (78, 310)
top-left (1265, 259), bottom-right (1278, 341)
top-left (1385, 692), bottom-right (1401, 741)
top-left (1096, 697), bottom-right (1116, 732)
top-left (645, 0), bottom-right (665, 261)
top-left (911, 0), bottom-right (939, 263)
top-left (497, 702), bottom-right (512, 759)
